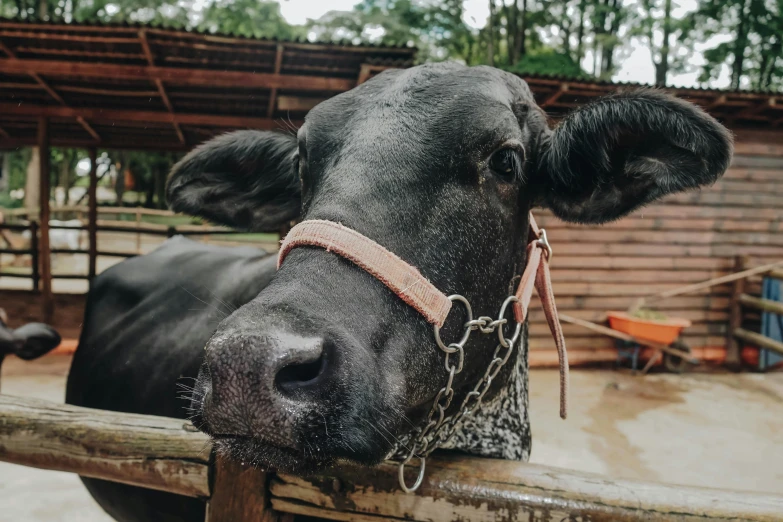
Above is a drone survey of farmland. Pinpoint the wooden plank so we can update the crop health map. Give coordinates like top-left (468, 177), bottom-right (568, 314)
top-left (539, 216), bottom-right (783, 233)
top-left (734, 328), bottom-right (783, 356)
top-left (271, 457), bottom-right (783, 522)
top-left (547, 228), bottom-right (783, 247)
top-left (0, 395), bottom-right (211, 497)
top-left (0, 102), bottom-right (296, 130)
top-left (267, 44), bottom-right (284, 118)
top-left (549, 269), bottom-right (730, 284)
top-left (768, 269), bottom-right (783, 281)
top-left (739, 294), bottom-right (783, 315)
top-left (558, 314), bottom-right (698, 362)
top-left (726, 256), bottom-right (747, 367)
top-left (640, 260), bottom-right (783, 306)
top-left (0, 58), bottom-right (355, 92)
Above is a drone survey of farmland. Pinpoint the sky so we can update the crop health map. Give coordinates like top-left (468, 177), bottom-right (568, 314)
top-left (275, 0), bottom-right (732, 89)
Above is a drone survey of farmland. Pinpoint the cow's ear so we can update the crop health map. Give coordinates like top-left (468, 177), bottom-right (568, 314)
top-left (535, 90), bottom-right (733, 224)
top-left (167, 130), bottom-right (300, 232)
top-left (7, 323), bottom-right (61, 360)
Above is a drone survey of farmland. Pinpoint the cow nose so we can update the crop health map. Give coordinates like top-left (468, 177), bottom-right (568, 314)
top-left (275, 344), bottom-right (327, 396)
top-left (198, 330), bottom-right (331, 442)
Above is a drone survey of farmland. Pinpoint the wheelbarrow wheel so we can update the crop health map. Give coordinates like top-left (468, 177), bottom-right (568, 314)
top-left (664, 340), bottom-right (691, 374)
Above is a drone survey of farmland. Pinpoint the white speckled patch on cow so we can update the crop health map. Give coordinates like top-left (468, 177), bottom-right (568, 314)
top-left (441, 330), bottom-right (531, 461)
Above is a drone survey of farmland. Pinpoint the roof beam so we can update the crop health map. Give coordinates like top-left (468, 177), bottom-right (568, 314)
top-left (735, 96), bottom-right (776, 121)
top-left (357, 64), bottom-right (391, 85)
top-left (31, 73), bottom-right (66, 105)
top-left (76, 117), bottom-right (100, 142)
top-left (0, 58), bottom-right (355, 92)
top-left (0, 36), bottom-right (99, 143)
top-left (267, 44), bottom-right (284, 118)
top-left (139, 30), bottom-right (185, 145)
top-left (0, 102), bottom-right (297, 129)
top-left (541, 83), bottom-right (569, 108)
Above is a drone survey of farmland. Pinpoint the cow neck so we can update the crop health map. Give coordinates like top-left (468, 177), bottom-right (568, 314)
top-left (277, 213), bottom-right (568, 418)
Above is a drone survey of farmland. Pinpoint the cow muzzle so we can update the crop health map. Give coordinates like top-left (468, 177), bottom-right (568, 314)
top-left (194, 328), bottom-right (338, 453)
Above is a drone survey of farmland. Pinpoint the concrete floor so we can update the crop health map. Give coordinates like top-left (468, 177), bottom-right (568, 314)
top-left (1, 356), bottom-right (782, 521)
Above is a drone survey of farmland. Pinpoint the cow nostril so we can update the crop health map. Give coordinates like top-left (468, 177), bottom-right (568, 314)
top-left (275, 352), bottom-right (327, 395)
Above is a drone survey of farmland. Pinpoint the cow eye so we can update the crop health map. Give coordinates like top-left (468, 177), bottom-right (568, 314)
top-left (489, 148), bottom-right (523, 182)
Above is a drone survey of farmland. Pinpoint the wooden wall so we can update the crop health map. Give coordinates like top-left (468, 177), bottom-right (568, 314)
top-left (529, 131), bottom-right (783, 364)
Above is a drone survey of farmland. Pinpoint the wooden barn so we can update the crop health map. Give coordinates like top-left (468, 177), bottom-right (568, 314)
top-left (1, 20), bottom-right (781, 368)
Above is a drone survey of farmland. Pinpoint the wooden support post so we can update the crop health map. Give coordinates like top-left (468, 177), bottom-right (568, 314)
top-left (206, 456), bottom-right (290, 522)
top-left (30, 220), bottom-right (39, 292)
top-left (135, 208), bottom-right (142, 253)
top-left (725, 255), bottom-right (748, 369)
top-left (266, 44), bottom-right (284, 118)
top-left (88, 147), bottom-right (98, 281)
top-left (37, 117), bottom-right (53, 323)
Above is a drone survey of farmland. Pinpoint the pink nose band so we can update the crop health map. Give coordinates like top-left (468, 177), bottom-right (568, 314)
top-left (278, 219), bottom-right (452, 327)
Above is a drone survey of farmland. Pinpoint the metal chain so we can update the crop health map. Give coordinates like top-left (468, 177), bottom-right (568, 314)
top-left (392, 294), bottom-right (523, 493)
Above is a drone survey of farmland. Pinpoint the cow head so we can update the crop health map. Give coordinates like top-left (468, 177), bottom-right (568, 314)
top-left (168, 63), bottom-right (731, 473)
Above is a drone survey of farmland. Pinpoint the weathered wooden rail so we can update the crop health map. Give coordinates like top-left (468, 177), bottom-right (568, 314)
top-left (728, 260), bottom-right (783, 361)
top-left (1, 394), bottom-right (781, 521)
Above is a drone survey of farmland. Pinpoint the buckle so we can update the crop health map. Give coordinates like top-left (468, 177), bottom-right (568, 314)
top-left (536, 228), bottom-right (553, 260)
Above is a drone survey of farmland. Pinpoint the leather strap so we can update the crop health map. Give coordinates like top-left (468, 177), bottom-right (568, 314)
top-left (278, 213), bottom-right (568, 418)
top-left (278, 219), bottom-right (452, 327)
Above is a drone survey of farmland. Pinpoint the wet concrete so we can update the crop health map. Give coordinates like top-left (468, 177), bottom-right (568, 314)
top-left (1, 357), bottom-right (782, 521)
top-left (528, 369), bottom-right (783, 493)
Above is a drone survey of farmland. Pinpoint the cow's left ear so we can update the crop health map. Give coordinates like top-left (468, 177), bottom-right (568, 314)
top-left (535, 90), bottom-right (733, 224)
top-left (167, 130), bottom-right (300, 232)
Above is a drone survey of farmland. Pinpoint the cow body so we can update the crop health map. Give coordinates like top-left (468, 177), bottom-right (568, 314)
top-left (66, 236), bottom-right (275, 521)
top-left (67, 63), bottom-right (731, 521)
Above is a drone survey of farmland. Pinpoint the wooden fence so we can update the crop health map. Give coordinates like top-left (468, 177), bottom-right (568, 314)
top-left (0, 394), bottom-right (781, 521)
top-left (0, 206), bottom-right (262, 287)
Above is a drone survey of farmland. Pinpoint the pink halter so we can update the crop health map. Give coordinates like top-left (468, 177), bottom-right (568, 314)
top-left (278, 213), bottom-right (569, 419)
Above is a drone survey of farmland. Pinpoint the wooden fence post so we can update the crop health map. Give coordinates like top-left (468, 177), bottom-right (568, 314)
top-left (726, 255), bottom-right (748, 369)
top-left (37, 117), bottom-right (53, 323)
top-left (135, 208), bottom-right (142, 253)
top-left (88, 147), bottom-right (98, 282)
top-left (30, 220), bottom-right (40, 292)
top-left (206, 456), bottom-right (291, 522)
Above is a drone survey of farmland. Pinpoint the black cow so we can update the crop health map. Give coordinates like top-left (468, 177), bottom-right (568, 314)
top-left (66, 63), bottom-right (732, 522)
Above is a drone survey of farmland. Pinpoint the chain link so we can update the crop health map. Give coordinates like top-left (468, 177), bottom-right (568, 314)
top-left (394, 294), bottom-right (523, 493)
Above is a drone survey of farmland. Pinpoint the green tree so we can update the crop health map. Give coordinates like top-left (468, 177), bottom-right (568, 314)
top-left (690, 0), bottom-right (782, 90)
top-left (200, 0), bottom-right (305, 39)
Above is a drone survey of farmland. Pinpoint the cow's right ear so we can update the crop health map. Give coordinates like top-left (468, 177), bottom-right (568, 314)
top-left (167, 130), bottom-right (300, 232)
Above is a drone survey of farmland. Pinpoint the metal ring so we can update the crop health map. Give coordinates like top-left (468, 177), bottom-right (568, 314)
top-left (434, 295), bottom-right (473, 352)
top-left (398, 456), bottom-right (426, 493)
top-left (445, 345), bottom-right (464, 374)
top-left (536, 228), bottom-right (553, 260)
top-left (497, 295), bottom-right (523, 348)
